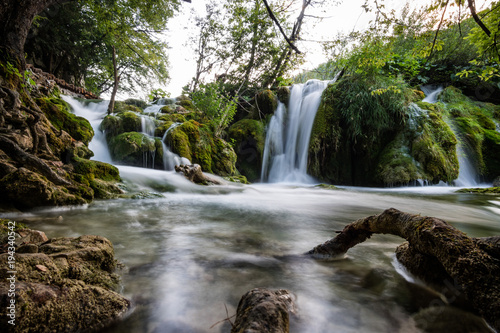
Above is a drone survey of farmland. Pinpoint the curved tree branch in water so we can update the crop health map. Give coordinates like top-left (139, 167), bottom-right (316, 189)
top-left (307, 208), bottom-right (500, 331)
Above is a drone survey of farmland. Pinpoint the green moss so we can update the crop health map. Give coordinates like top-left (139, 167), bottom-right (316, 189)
top-left (108, 132), bottom-right (156, 165)
top-left (277, 86), bottom-right (290, 105)
top-left (439, 86), bottom-right (468, 104)
top-left (113, 101), bottom-right (142, 113)
top-left (119, 111), bottom-right (141, 132)
top-left (228, 119), bottom-right (266, 181)
top-left (158, 113), bottom-right (186, 123)
top-left (37, 97), bottom-right (94, 145)
top-left (482, 130), bottom-right (500, 179)
top-left (160, 105), bottom-right (175, 113)
top-left (456, 187), bottom-right (500, 194)
top-left (224, 175), bottom-right (249, 184)
top-left (212, 138), bottom-right (237, 176)
top-left (72, 156), bottom-right (120, 182)
top-left (178, 99), bottom-right (194, 111)
top-left (255, 90), bottom-right (278, 116)
top-left (167, 126), bottom-right (192, 161)
top-left (124, 98), bottom-right (148, 109)
top-left (377, 134), bottom-right (424, 185)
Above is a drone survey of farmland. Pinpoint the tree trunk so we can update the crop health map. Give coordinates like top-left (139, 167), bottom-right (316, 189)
top-left (307, 208), bottom-right (500, 331)
top-left (0, 0), bottom-right (74, 68)
top-left (107, 46), bottom-right (119, 114)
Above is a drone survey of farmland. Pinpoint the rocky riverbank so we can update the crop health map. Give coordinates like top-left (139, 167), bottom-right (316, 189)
top-left (0, 220), bottom-right (130, 332)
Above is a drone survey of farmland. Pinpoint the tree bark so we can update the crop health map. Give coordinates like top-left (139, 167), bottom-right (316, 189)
top-left (307, 208), bottom-right (500, 331)
top-left (0, 0), bottom-right (74, 68)
top-left (107, 45), bottom-right (119, 114)
top-left (467, 0), bottom-right (491, 37)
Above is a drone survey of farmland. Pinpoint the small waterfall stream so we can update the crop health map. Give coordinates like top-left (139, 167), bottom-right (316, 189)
top-left (261, 80), bottom-right (331, 183)
top-left (162, 122), bottom-right (190, 170)
top-left (421, 86), bottom-right (479, 187)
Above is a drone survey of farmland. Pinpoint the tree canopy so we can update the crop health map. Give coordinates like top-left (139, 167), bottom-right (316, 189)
top-left (24, 0), bottom-right (182, 95)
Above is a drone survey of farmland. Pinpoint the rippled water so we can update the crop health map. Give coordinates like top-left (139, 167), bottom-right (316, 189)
top-left (4, 183), bottom-right (500, 332)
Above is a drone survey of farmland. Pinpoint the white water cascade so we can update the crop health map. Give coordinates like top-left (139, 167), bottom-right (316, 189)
top-left (161, 123), bottom-right (190, 170)
top-left (421, 86), bottom-right (479, 187)
top-left (61, 96), bottom-right (113, 163)
top-left (143, 97), bottom-right (177, 114)
top-left (261, 80), bottom-right (331, 183)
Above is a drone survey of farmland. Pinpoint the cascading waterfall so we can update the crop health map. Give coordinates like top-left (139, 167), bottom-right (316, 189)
top-left (61, 96), bottom-right (113, 163)
top-left (162, 123), bottom-right (190, 170)
top-left (143, 97), bottom-right (177, 113)
top-left (421, 85), bottom-right (479, 187)
top-left (261, 79), bottom-right (331, 183)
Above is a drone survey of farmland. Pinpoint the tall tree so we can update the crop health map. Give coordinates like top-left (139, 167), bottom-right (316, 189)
top-left (0, 0), bottom-right (73, 68)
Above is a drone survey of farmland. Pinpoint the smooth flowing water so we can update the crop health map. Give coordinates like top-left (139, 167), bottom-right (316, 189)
top-left (4, 184), bottom-right (499, 332)
top-left (12, 94), bottom-right (496, 332)
top-left (261, 80), bottom-right (331, 183)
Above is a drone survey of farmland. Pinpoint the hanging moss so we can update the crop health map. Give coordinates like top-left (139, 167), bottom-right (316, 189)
top-left (167, 126), bottom-right (192, 162)
top-left (377, 133), bottom-right (424, 186)
top-left (254, 90), bottom-right (278, 116)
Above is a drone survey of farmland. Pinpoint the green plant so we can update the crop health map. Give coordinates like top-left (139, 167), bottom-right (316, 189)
top-left (191, 82), bottom-right (237, 137)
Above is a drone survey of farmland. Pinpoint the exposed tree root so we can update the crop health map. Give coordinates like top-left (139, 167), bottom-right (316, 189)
top-left (306, 208), bottom-right (500, 331)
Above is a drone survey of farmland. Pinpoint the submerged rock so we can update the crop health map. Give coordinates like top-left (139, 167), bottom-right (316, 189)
top-left (0, 227), bottom-right (130, 331)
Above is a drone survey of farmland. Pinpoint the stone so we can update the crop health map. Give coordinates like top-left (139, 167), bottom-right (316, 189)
top-left (231, 288), bottom-right (296, 333)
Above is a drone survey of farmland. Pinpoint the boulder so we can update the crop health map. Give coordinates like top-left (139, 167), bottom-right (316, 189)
top-left (0, 228), bottom-right (130, 331)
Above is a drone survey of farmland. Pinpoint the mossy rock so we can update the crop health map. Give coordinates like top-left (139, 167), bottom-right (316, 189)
top-left (177, 98), bottom-right (194, 111)
top-left (377, 134), bottom-right (425, 186)
top-left (228, 119), bottom-right (266, 181)
top-left (71, 156), bottom-right (120, 182)
top-left (37, 97), bottom-right (94, 145)
top-left (0, 168), bottom-right (87, 209)
top-left (254, 89), bottom-right (278, 117)
top-left (124, 98), bottom-right (148, 109)
top-left (167, 125), bottom-right (193, 162)
top-left (113, 100), bottom-right (142, 113)
top-left (277, 86), bottom-right (290, 105)
top-left (160, 105), bottom-right (175, 113)
top-left (212, 138), bottom-right (237, 176)
top-left (224, 175), bottom-right (249, 184)
top-left (482, 130), bottom-right (500, 179)
top-left (119, 111), bottom-right (142, 132)
top-left (108, 132), bottom-right (156, 166)
top-left (158, 113), bottom-right (186, 123)
top-left (456, 187), bottom-right (500, 194)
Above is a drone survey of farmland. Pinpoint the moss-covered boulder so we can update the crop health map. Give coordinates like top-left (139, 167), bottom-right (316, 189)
top-left (0, 229), bottom-right (130, 331)
top-left (0, 167), bottom-right (87, 209)
top-left (37, 97), bottom-right (94, 145)
top-left (108, 132), bottom-right (156, 167)
top-left (254, 89), bottom-right (278, 118)
top-left (165, 120), bottom-right (237, 176)
top-left (228, 119), bottom-right (266, 181)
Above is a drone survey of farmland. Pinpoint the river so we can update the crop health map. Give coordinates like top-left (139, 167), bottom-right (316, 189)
top-left (3, 180), bottom-right (499, 332)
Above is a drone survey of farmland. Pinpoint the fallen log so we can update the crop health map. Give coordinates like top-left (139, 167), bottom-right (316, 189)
top-left (306, 208), bottom-right (500, 331)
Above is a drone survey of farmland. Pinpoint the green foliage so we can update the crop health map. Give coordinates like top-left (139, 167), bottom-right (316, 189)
top-left (25, 0), bottom-right (180, 95)
top-left (331, 74), bottom-right (410, 141)
top-left (191, 82), bottom-right (237, 137)
top-left (148, 88), bottom-right (170, 102)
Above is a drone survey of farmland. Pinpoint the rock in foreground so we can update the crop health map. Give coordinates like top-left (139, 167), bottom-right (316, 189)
top-left (0, 226), bottom-right (130, 332)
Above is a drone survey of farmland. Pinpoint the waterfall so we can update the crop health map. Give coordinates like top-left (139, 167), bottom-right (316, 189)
top-left (140, 115), bottom-right (156, 136)
top-left (261, 79), bottom-right (331, 183)
top-left (421, 85), bottom-right (443, 103)
top-left (61, 96), bottom-right (113, 163)
top-left (420, 86), bottom-right (479, 187)
top-left (143, 97), bottom-right (177, 114)
top-left (162, 123), bottom-right (190, 170)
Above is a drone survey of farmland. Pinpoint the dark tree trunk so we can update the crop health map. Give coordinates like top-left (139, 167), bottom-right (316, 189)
top-left (0, 0), bottom-right (73, 68)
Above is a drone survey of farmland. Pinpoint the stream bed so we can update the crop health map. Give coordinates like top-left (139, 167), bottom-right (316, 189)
top-left (3, 181), bottom-right (499, 332)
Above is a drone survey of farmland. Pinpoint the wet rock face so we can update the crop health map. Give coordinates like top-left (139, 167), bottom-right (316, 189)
top-left (231, 288), bottom-right (296, 333)
top-left (0, 228), bottom-right (130, 331)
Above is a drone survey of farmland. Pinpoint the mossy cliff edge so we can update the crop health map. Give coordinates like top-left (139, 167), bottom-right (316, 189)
top-left (0, 59), bottom-right (122, 211)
